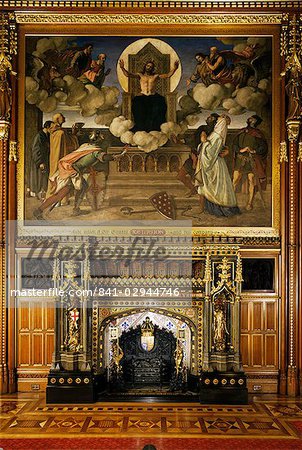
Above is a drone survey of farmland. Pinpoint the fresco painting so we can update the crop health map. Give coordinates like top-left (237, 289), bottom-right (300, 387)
top-left (24, 35), bottom-right (272, 227)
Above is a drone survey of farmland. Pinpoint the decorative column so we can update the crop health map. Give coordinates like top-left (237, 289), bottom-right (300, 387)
top-left (7, 141), bottom-right (18, 393)
top-left (299, 138), bottom-right (302, 395)
top-left (0, 12), bottom-right (17, 394)
top-left (280, 13), bottom-right (301, 396)
top-left (0, 123), bottom-right (9, 395)
top-left (199, 250), bottom-right (247, 405)
top-left (200, 251), bottom-right (212, 372)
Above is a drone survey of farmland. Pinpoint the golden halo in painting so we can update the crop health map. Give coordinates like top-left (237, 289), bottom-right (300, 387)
top-left (117, 38), bottom-right (182, 92)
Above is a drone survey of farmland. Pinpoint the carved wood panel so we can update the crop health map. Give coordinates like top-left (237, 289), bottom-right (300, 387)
top-left (241, 296), bottom-right (278, 369)
top-left (17, 300), bottom-right (54, 368)
top-left (241, 295), bottom-right (279, 393)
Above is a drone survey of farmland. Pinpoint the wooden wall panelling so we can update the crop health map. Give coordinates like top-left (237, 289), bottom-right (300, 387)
top-left (241, 295), bottom-right (279, 393)
top-left (17, 298), bottom-right (54, 391)
top-left (240, 251), bottom-right (280, 393)
top-left (16, 293), bottom-right (279, 392)
top-left (18, 334), bottom-right (30, 366)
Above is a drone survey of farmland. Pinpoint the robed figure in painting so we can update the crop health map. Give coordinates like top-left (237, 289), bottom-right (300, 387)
top-left (195, 115), bottom-right (240, 217)
top-left (30, 120), bottom-right (53, 199)
top-left (79, 53), bottom-right (111, 88)
top-left (47, 113), bottom-right (79, 198)
top-left (232, 115), bottom-right (268, 211)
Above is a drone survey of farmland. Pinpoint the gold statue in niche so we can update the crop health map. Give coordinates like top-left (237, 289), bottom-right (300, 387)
top-left (65, 308), bottom-right (81, 352)
top-left (140, 316), bottom-right (155, 351)
top-left (281, 15), bottom-right (302, 122)
top-left (213, 293), bottom-right (229, 352)
top-left (174, 342), bottom-right (184, 375)
top-left (282, 53), bottom-right (302, 121)
top-left (111, 340), bottom-right (124, 369)
top-left (0, 51), bottom-right (15, 121)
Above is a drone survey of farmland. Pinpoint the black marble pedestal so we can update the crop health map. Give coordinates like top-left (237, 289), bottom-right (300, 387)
top-left (199, 371), bottom-right (248, 405)
top-left (46, 371), bottom-right (97, 403)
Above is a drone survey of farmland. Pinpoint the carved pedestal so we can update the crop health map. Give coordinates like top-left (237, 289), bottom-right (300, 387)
top-left (46, 246), bottom-right (97, 403)
top-left (46, 371), bottom-right (96, 404)
top-left (199, 253), bottom-right (248, 404)
top-left (199, 372), bottom-right (247, 405)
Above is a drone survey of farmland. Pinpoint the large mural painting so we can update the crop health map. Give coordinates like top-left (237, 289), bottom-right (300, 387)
top-left (23, 35), bottom-right (273, 230)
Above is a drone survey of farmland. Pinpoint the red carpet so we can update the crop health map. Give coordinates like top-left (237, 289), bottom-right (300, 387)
top-left (292, 421), bottom-right (302, 436)
top-left (1, 438), bottom-right (302, 450)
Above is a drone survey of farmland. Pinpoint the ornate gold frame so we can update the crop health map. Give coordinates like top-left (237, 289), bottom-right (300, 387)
top-left (16, 14), bottom-right (281, 237)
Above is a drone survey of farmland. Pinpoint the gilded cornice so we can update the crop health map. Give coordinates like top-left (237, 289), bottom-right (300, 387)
top-left (0, 0), bottom-right (300, 10)
top-left (15, 13), bottom-right (284, 24)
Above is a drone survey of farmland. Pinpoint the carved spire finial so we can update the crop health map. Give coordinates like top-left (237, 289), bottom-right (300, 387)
top-left (281, 14), bottom-right (302, 131)
top-left (0, 13), bottom-right (17, 125)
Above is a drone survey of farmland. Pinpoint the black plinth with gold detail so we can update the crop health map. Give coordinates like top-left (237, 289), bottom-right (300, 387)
top-left (200, 254), bottom-right (248, 405)
top-left (199, 372), bottom-right (248, 405)
top-left (46, 371), bottom-right (97, 403)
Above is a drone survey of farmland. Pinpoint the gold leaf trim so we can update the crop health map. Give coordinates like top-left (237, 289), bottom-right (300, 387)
top-left (15, 13), bottom-right (283, 25)
top-left (235, 252), bottom-right (243, 284)
top-left (298, 142), bottom-right (302, 162)
top-left (3, 0), bottom-right (300, 8)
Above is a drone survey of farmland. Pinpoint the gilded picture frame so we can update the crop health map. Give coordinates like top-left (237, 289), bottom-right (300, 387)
top-left (16, 13), bottom-right (281, 237)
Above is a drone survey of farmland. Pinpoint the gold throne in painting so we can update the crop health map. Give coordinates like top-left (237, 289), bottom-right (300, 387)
top-left (121, 42), bottom-right (177, 123)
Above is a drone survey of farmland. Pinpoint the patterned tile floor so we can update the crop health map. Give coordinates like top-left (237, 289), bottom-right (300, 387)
top-left (0, 393), bottom-right (302, 441)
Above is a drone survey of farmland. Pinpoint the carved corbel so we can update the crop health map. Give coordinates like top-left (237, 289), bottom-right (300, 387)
top-left (8, 140), bottom-right (18, 162)
top-left (279, 141), bottom-right (288, 163)
top-left (0, 121), bottom-right (10, 141)
top-left (286, 120), bottom-right (300, 142)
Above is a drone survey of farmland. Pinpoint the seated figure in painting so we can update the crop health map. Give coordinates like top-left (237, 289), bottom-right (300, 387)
top-left (186, 52), bottom-right (213, 88)
top-left (79, 53), bottom-right (111, 89)
top-left (119, 58), bottom-right (179, 132)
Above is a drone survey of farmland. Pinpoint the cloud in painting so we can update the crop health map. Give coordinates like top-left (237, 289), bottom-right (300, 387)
top-left (33, 37), bottom-right (70, 58)
top-left (192, 82), bottom-right (235, 110)
top-left (26, 38), bottom-right (122, 123)
top-left (110, 116), bottom-right (180, 153)
top-left (95, 109), bottom-right (120, 127)
top-left (25, 69), bottom-right (121, 120)
top-left (109, 116), bottom-right (134, 137)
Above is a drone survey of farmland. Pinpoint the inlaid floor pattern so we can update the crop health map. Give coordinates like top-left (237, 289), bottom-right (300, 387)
top-left (0, 394), bottom-right (302, 439)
